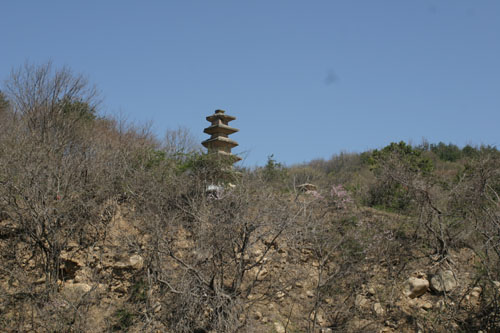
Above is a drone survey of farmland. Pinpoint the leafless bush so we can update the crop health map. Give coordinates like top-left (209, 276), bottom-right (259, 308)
top-left (163, 126), bottom-right (201, 158)
top-left (134, 166), bottom-right (299, 332)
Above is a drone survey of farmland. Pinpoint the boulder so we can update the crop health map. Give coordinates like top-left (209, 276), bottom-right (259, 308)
top-left (63, 282), bottom-right (92, 295)
top-left (128, 254), bottom-right (144, 270)
top-left (430, 270), bottom-right (457, 293)
top-left (309, 309), bottom-right (328, 326)
top-left (367, 285), bottom-right (376, 296)
top-left (468, 286), bottom-right (482, 306)
top-left (274, 321), bottom-right (285, 333)
top-left (355, 294), bottom-right (369, 309)
top-left (421, 301), bottom-right (433, 310)
top-left (403, 276), bottom-right (429, 298)
top-left (373, 302), bottom-right (385, 316)
top-left (110, 254), bottom-right (144, 270)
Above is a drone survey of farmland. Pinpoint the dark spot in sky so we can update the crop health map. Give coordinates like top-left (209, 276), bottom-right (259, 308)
top-left (427, 4), bottom-right (437, 14)
top-left (325, 70), bottom-right (338, 86)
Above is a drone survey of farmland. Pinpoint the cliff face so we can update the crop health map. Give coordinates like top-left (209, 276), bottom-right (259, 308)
top-left (1, 194), bottom-right (499, 332)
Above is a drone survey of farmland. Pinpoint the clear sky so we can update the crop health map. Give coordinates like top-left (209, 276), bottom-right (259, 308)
top-left (2, 1), bottom-right (499, 166)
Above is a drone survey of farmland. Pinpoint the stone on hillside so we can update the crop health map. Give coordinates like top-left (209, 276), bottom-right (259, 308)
top-left (421, 301), bottom-right (433, 310)
top-left (64, 282), bottom-right (92, 295)
top-left (355, 294), bottom-right (369, 309)
top-left (153, 302), bottom-right (162, 313)
top-left (436, 299), bottom-right (446, 311)
top-left (373, 302), bottom-right (385, 316)
top-left (309, 310), bottom-right (328, 326)
top-left (471, 286), bottom-right (482, 296)
top-left (111, 254), bottom-right (144, 270)
top-left (403, 276), bottom-right (429, 298)
top-left (468, 286), bottom-right (482, 306)
top-left (274, 321), bottom-right (285, 333)
top-left (367, 286), bottom-right (376, 296)
top-left (256, 268), bottom-right (268, 281)
top-left (430, 270), bottom-right (457, 293)
top-left (129, 254), bottom-right (144, 269)
top-left (493, 281), bottom-right (500, 293)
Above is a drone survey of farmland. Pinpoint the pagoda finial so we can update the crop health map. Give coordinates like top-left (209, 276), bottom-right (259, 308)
top-left (202, 109), bottom-right (241, 162)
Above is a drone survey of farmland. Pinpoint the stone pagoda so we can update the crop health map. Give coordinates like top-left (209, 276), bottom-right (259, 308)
top-left (202, 109), bottom-right (241, 162)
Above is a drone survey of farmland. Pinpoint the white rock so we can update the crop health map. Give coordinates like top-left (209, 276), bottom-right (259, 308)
top-left (469, 286), bottom-right (482, 306)
top-left (355, 295), bottom-right (369, 308)
top-left (64, 282), bottom-right (92, 294)
top-left (310, 311), bottom-right (327, 326)
top-left (274, 321), bottom-right (285, 333)
top-left (430, 270), bottom-right (457, 293)
top-left (404, 277), bottom-right (429, 298)
top-left (253, 311), bottom-right (262, 320)
top-left (421, 301), bottom-right (433, 310)
top-left (436, 299), bottom-right (446, 311)
top-left (129, 254), bottom-right (144, 270)
top-left (373, 302), bottom-right (385, 316)
top-left (111, 254), bottom-right (144, 270)
top-left (153, 302), bottom-right (162, 313)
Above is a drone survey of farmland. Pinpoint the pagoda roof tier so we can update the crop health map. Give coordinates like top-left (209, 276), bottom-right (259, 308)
top-left (203, 123), bottom-right (239, 136)
top-left (214, 150), bottom-right (242, 161)
top-left (206, 109), bottom-right (236, 123)
top-left (201, 136), bottom-right (239, 149)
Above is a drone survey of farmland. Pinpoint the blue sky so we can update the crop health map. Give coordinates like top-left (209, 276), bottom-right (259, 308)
top-left (2, 1), bottom-right (499, 166)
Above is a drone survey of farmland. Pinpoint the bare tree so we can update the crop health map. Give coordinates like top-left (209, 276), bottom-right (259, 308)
top-left (0, 62), bottom-right (104, 287)
top-left (163, 126), bottom-right (201, 158)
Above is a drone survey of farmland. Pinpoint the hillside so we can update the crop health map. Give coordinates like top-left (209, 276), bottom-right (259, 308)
top-left (1, 64), bottom-right (499, 332)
